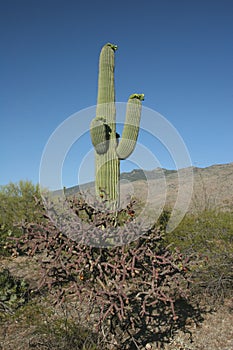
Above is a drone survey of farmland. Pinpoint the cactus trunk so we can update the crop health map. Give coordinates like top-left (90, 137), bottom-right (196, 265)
top-left (95, 149), bottom-right (120, 208)
top-left (90, 43), bottom-right (144, 209)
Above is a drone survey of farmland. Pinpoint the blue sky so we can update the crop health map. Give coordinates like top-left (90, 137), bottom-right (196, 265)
top-left (1, 0), bottom-right (233, 188)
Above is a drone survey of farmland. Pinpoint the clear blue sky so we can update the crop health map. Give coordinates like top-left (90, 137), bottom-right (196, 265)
top-left (1, 0), bottom-right (233, 188)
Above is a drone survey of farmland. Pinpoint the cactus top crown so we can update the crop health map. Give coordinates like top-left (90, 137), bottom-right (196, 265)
top-left (129, 93), bottom-right (145, 101)
top-left (105, 42), bottom-right (118, 51)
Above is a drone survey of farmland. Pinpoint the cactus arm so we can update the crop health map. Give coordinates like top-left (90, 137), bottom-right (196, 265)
top-left (90, 117), bottom-right (110, 154)
top-left (116, 94), bottom-right (144, 160)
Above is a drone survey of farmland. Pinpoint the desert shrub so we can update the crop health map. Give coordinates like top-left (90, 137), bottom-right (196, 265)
top-left (0, 268), bottom-right (30, 315)
top-left (164, 210), bottom-right (233, 301)
top-left (0, 180), bottom-right (44, 255)
top-left (9, 195), bottom-right (197, 349)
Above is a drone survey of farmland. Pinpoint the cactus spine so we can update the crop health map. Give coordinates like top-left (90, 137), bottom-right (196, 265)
top-left (90, 43), bottom-right (144, 209)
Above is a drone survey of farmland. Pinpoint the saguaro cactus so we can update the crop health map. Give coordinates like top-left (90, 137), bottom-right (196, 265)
top-left (90, 43), bottom-right (144, 209)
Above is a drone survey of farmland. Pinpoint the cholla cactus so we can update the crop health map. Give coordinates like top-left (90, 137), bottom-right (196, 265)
top-left (90, 43), bottom-right (144, 209)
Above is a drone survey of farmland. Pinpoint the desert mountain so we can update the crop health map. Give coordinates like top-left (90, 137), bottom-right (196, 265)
top-left (63, 162), bottom-right (233, 213)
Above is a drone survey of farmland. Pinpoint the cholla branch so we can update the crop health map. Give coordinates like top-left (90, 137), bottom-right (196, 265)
top-left (8, 195), bottom-right (193, 349)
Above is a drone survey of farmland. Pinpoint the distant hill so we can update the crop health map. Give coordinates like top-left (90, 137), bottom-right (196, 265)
top-left (120, 168), bottom-right (177, 182)
top-left (61, 162), bottom-right (233, 213)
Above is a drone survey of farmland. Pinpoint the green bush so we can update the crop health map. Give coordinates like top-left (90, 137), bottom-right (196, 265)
top-left (164, 210), bottom-right (233, 300)
top-left (0, 268), bottom-right (29, 315)
top-left (0, 180), bottom-right (43, 255)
